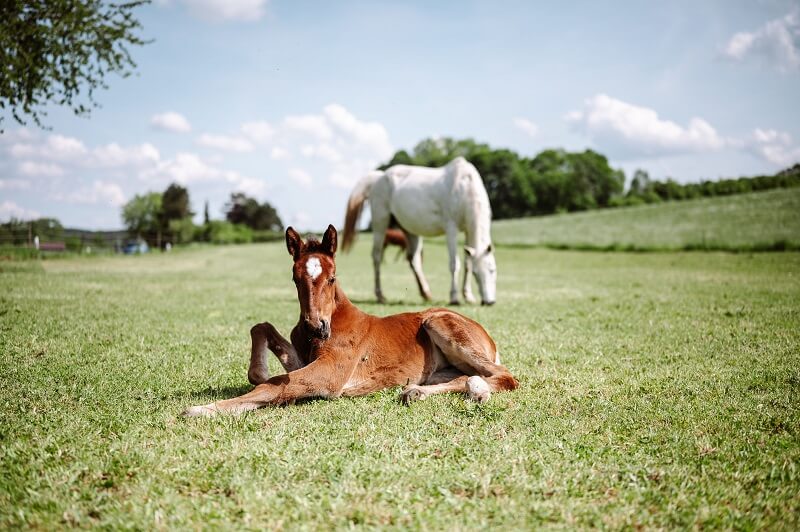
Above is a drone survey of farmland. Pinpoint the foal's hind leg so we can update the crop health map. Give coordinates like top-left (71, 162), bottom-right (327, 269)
top-left (248, 322), bottom-right (303, 385)
top-left (401, 310), bottom-right (517, 403)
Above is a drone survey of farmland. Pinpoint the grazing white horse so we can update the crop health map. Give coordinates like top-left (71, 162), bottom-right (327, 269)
top-left (342, 157), bottom-right (497, 305)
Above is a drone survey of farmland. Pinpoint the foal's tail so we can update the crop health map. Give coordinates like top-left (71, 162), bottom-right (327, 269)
top-left (342, 171), bottom-right (382, 253)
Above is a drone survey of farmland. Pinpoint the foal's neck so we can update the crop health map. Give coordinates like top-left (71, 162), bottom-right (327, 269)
top-left (332, 283), bottom-right (357, 318)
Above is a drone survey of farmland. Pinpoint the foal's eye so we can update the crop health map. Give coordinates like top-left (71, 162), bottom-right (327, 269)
top-left (328, 277), bottom-right (336, 284)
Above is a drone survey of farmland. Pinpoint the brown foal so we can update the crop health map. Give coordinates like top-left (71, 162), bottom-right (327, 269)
top-left (183, 224), bottom-right (517, 417)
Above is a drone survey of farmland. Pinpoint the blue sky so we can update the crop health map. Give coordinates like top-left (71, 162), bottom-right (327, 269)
top-left (1, 0), bottom-right (799, 230)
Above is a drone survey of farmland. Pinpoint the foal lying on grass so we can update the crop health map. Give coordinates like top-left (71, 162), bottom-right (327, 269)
top-left (183, 225), bottom-right (517, 417)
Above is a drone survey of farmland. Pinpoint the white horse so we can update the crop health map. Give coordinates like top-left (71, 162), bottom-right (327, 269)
top-left (342, 157), bottom-right (497, 305)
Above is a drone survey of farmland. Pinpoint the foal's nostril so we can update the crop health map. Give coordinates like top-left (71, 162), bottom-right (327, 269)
top-left (320, 319), bottom-right (330, 336)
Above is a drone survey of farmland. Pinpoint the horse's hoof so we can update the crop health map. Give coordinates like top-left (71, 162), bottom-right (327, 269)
top-left (401, 386), bottom-right (426, 405)
top-left (464, 295), bottom-right (477, 304)
top-left (466, 376), bottom-right (491, 403)
top-left (449, 299), bottom-right (461, 306)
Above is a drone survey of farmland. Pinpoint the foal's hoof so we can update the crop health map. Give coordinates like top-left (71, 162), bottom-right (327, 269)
top-left (401, 386), bottom-right (427, 405)
top-left (466, 376), bottom-right (491, 404)
top-left (181, 403), bottom-right (218, 418)
top-left (248, 369), bottom-right (269, 385)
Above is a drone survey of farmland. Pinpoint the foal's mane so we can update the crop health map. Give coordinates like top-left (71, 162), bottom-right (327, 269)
top-left (301, 238), bottom-right (332, 256)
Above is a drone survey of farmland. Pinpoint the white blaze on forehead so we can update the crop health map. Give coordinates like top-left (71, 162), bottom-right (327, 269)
top-left (305, 257), bottom-right (322, 280)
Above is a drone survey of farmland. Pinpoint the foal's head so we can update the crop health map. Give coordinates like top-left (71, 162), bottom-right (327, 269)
top-left (286, 224), bottom-right (338, 339)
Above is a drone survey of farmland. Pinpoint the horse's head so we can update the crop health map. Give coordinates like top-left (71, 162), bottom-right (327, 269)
top-left (286, 224), bottom-right (338, 340)
top-left (465, 244), bottom-right (497, 306)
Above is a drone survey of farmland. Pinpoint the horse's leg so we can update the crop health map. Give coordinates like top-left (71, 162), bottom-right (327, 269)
top-left (247, 322), bottom-right (303, 385)
top-left (405, 233), bottom-right (432, 301)
top-left (446, 224), bottom-right (460, 305)
top-left (462, 249), bottom-right (476, 304)
top-left (371, 218), bottom-right (389, 303)
top-left (401, 310), bottom-right (518, 404)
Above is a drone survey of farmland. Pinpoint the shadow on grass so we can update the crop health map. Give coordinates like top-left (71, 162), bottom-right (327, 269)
top-left (180, 384), bottom-right (329, 407)
top-left (349, 297), bottom-right (465, 308)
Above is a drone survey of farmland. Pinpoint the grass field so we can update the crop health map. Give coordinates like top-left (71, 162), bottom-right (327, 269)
top-left (492, 187), bottom-right (800, 251)
top-left (2, 235), bottom-right (799, 528)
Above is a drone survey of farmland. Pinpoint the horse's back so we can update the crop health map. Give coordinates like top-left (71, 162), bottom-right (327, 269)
top-left (381, 162), bottom-right (458, 236)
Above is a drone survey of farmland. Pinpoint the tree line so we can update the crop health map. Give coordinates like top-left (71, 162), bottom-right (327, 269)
top-left (122, 185), bottom-right (283, 247)
top-left (381, 138), bottom-right (800, 219)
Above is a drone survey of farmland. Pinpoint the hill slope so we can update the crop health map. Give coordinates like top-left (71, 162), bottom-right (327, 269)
top-left (492, 188), bottom-right (800, 251)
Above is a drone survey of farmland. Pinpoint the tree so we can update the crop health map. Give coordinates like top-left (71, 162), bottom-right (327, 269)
top-left (224, 193), bottom-right (282, 231)
top-left (122, 192), bottom-right (162, 244)
top-left (161, 183), bottom-right (191, 222)
top-left (470, 147), bottom-right (536, 219)
top-left (160, 183), bottom-right (193, 245)
top-left (0, 0), bottom-right (150, 129)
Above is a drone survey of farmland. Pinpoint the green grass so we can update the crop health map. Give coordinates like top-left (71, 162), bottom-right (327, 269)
top-left (492, 187), bottom-right (800, 251)
top-left (1, 240), bottom-right (799, 529)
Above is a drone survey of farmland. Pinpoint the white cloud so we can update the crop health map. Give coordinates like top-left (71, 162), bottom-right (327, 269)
top-left (747, 128), bottom-right (800, 167)
top-left (151, 111), bottom-right (192, 133)
top-left (291, 210), bottom-right (311, 229)
top-left (721, 10), bottom-right (800, 72)
top-left (92, 143), bottom-right (160, 167)
top-left (284, 114), bottom-right (333, 140)
top-left (10, 136), bottom-right (159, 169)
top-left (199, 104), bottom-right (392, 189)
top-left (61, 180), bottom-right (127, 207)
top-left (288, 168), bottom-right (312, 188)
top-left (9, 143), bottom-right (37, 158)
top-left (513, 117), bottom-right (539, 138)
top-left (323, 104), bottom-right (393, 160)
top-left (270, 146), bottom-right (289, 160)
top-left (177, 0), bottom-right (268, 22)
top-left (8, 134), bottom-right (88, 162)
top-left (241, 121), bottom-right (275, 144)
top-left (18, 161), bottom-right (64, 177)
top-left (45, 135), bottom-right (89, 160)
top-left (0, 200), bottom-right (40, 221)
top-left (566, 94), bottom-right (725, 158)
top-left (300, 143), bottom-right (342, 162)
top-left (0, 178), bottom-right (31, 191)
top-left (142, 152), bottom-right (266, 196)
top-left (197, 133), bottom-right (254, 153)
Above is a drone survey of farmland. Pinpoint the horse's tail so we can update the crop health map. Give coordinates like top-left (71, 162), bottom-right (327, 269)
top-left (342, 171), bottom-right (381, 253)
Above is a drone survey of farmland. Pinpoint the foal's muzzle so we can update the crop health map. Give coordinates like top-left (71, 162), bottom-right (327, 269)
top-left (305, 318), bottom-right (331, 339)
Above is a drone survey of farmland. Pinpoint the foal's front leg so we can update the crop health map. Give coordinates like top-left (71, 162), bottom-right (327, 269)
top-left (248, 322), bottom-right (303, 385)
top-left (184, 358), bottom-right (348, 417)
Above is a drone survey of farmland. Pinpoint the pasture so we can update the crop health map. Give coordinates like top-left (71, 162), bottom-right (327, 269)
top-left (493, 187), bottom-right (800, 251)
top-left (1, 238), bottom-right (799, 528)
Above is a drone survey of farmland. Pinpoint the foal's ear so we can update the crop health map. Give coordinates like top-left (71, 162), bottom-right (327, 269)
top-left (286, 226), bottom-right (303, 258)
top-left (321, 224), bottom-right (338, 256)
